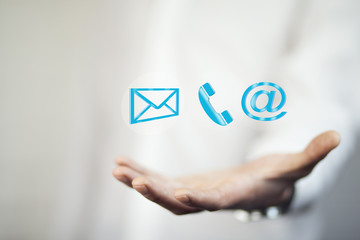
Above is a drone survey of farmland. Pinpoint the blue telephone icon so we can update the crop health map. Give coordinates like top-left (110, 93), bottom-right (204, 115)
top-left (198, 83), bottom-right (233, 126)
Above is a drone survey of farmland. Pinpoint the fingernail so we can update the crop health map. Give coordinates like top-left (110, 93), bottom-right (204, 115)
top-left (178, 194), bottom-right (190, 203)
top-left (118, 176), bottom-right (130, 184)
top-left (135, 185), bottom-right (149, 195)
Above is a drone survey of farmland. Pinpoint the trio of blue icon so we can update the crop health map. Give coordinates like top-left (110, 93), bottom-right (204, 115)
top-left (130, 82), bottom-right (286, 125)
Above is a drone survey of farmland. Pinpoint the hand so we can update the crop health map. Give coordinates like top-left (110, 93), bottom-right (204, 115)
top-left (113, 131), bottom-right (340, 215)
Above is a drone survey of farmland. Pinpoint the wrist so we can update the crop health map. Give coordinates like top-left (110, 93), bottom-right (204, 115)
top-left (233, 186), bottom-right (295, 222)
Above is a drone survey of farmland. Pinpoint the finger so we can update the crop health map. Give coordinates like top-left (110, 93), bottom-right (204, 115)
top-left (115, 157), bottom-right (148, 174)
top-left (114, 157), bottom-right (160, 177)
top-left (274, 131), bottom-right (341, 179)
top-left (292, 130), bottom-right (340, 170)
top-left (132, 176), bottom-right (200, 215)
top-left (174, 188), bottom-right (226, 211)
top-left (112, 166), bottom-right (142, 187)
top-left (302, 130), bottom-right (341, 165)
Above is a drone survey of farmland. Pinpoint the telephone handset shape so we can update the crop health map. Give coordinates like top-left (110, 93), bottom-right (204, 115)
top-left (198, 83), bottom-right (233, 126)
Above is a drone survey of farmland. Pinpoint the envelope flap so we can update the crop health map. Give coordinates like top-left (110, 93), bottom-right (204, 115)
top-left (135, 89), bottom-right (178, 109)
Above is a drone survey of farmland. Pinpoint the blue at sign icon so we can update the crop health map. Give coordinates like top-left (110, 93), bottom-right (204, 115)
top-left (241, 82), bottom-right (286, 121)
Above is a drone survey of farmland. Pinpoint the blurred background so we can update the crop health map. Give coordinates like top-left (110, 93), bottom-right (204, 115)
top-left (0, 0), bottom-right (359, 240)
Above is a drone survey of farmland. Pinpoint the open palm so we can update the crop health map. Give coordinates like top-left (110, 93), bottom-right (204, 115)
top-left (113, 131), bottom-right (340, 215)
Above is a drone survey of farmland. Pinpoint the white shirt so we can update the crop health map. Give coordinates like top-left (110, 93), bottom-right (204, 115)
top-left (111, 1), bottom-right (357, 239)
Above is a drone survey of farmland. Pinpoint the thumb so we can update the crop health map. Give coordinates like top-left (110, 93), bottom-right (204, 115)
top-left (273, 130), bottom-right (341, 180)
top-left (301, 130), bottom-right (341, 167)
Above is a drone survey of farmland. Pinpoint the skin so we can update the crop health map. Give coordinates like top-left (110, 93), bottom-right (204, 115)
top-left (113, 130), bottom-right (341, 215)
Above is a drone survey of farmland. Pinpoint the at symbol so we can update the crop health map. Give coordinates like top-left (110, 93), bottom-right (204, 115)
top-left (241, 82), bottom-right (287, 121)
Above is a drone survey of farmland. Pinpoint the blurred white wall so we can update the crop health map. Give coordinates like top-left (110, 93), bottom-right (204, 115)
top-left (0, 1), bottom-right (150, 239)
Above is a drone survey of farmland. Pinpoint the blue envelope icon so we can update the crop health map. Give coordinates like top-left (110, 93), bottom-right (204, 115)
top-left (130, 88), bottom-right (179, 124)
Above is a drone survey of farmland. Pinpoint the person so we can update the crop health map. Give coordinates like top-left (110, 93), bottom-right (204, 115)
top-left (1, 0), bottom-right (359, 239)
top-left (111, 0), bottom-right (358, 239)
